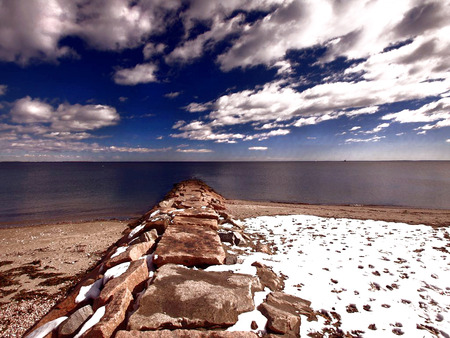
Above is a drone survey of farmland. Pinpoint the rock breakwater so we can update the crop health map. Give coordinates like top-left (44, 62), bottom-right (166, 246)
top-left (25, 180), bottom-right (313, 338)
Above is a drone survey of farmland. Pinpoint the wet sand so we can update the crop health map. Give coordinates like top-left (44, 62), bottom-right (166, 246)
top-left (0, 201), bottom-right (448, 337)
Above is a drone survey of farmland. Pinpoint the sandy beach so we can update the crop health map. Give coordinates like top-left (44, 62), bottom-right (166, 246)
top-left (0, 201), bottom-right (448, 337)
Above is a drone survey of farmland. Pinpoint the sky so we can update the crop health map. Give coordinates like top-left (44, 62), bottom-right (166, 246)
top-left (0, 0), bottom-right (449, 161)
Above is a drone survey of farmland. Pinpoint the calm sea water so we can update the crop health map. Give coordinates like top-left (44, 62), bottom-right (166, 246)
top-left (0, 161), bottom-right (449, 227)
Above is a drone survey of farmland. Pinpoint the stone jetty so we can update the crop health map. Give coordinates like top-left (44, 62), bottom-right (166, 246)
top-left (25, 180), bottom-right (313, 338)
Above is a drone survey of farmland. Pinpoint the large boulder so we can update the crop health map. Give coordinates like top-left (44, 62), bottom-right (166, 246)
top-left (128, 264), bottom-right (262, 330)
top-left (153, 225), bottom-right (225, 267)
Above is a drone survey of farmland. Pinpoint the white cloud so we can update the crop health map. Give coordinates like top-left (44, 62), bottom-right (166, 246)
top-left (360, 122), bottom-right (390, 134)
top-left (382, 97), bottom-right (450, 130)
top-left (244, 129), bottom-right (290, 141)
top-left (350, 126), bottom-right (361, 131)
top-left (114, 63), bottom-right (158, 85)
top-left (185, 102), bottom-right (211, 113)
top-left (109, 146), bottom-right (170, 153)
top-left (9, 96), bottom-right (119, 132)
top-left (143, 42), bottom-right (166, 59)
top-left (446, 139), bottom-right (450, 143)
top-left (0, 85), bottom-right (7, 95)
top-left (0, 0), bottom-right (179, 64)
top-left (164, 91), bottom-right (181, 99)
top-left (11, 97), bottom-right (53, 123)
top-left (176, 148), bottom-right (213, 153)
top-left (249, 146), bottom-right (268, 151)
top-left (345, 136), bottom-right (386, 143)
top-left (170, 120), bottom-right (245, 143)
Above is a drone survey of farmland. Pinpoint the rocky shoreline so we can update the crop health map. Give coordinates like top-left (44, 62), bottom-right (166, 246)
top-left (25, 179), bottom-right (313, 337)
top-left (2, 180), bottom-right (448, 337)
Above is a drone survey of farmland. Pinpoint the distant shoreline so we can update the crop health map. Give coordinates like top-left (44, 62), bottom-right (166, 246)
top-left (1, 198), bottom-right (448, 230)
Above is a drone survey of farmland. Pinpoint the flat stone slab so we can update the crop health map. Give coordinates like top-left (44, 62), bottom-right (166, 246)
top-left (172, 208), bottom-right (219, 220)
top-left (172, 216), bottom-right (219, 230)
top-left (128, 264), bottom-right (262, 330)
top-left (154, 224), bottom-right (225, 267)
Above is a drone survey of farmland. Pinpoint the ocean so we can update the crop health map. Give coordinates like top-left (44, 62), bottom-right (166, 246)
top-left (0, 161), bottom-right (449, 227)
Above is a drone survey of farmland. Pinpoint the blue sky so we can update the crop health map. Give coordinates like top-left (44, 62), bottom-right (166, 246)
top-left (0, 0), bottom-right (449, 161)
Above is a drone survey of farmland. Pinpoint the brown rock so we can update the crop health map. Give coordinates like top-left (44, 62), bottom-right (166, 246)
top-left (172, 208), bottom-right (219, 220)
top-left (58, 305), bottom-right (93, 337)
top-left (153, 224), bottom-right (225, 267)
top-left (116, 330), bottom-right (258, 337)
top-left (130, 229), bottom-right (159, 245)
top-left (258, 292), bottom-right (315, 337)
top-left (145, 217), bottom-right (170, 235)
top-left (84, 288), bottom-right (133, 337)
top-left (172, 216), bottom-right (219, 230)
top-left (105, 241), bottom-right (154, 269)
top-left (258, 302), bottom-right (300, 336)
top-left (158, 198), bottom-right (175, 208)
top-left (266, 292), bottom-right (314, 320)
top-left (251, 262), bottom-right (284, 291)
top-left (96, 259), bottom-right (149, 309)
top-left (128, 264), bottom-right (262, 330)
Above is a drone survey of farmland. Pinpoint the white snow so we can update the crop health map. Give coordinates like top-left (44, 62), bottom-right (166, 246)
top-left (235, 215), bottom-right (450, 337)
top-left (73, 306), bottom-right (105, 338)
top-left (227, 288), bottom-right (270, 333)
top-left (110, 245), bottom-right (128, 258)
top-left (103, 262), bottom-right (130, 285)
top-left (25, 316), bottom-right (67, 338)
top-left (220, 223), bottom-right (234, 230)
top-left (75, 278), bottom-right (103, 303)
top-left (149, 210), bottom-right (160, 218)
top-left (128, 223), bottom-right (145, 239)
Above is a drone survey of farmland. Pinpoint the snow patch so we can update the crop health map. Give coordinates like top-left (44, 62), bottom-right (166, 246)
top-left (74, 306), bottom-right (105, 338)
top-left (103, 262), bottom-right (130, 285)
top-left (75, 278), bottom-right (103, 303)
top-left (237, 215), bottom-right (450, 337)
top-left (128, 223), bottom-right (145, 239)
top-left (110, 246), bottom-right (128, 258)
top-left (25, 316), bottom-right (67, 338)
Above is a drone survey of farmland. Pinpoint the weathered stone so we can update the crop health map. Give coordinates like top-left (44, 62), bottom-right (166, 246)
top-left (178, 200), bottom-right (205, 209)
top-left (258, 302), bottom-right (300, 337)
top-left (58, 305), bottom-right (93, 337)
top-left (105, 241), bottom-right (154, 269)
top-left (131, 229), bottom-right (158, 245)
top-left (172, 208), bottom-right (219, 220)
top-left (128, 264), bottom-right (262, 330)
top-left (116, 330), bottom-right (258, 337)
top-left (219, 231), bottom-right (245, 245)
top-left (172, 216), bottom-right (219, 230)
top-left (266, 292), bottom-right (314, 320)
top-left (84, 288), bottom-right (133, 337)
top-left (258, 291), bottom-right (315, 337)
top-left (96, 259), bottom-right (149, 309)
top-left (158, 198), bottom-right (175, 208)
top-left (251, 262), bottom-right (284, 291)
top-left (145, 217), bottom-right (170, 235)
top-left (154, 225), bottom-right (225, 267)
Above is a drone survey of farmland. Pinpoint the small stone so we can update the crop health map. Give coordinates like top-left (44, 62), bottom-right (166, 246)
top-left (58, 305), bottom-right (93, 337)
top-left (368, 324), bottom-right (377, 330)
top-left (251, 321), bottom-right (258, 330)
